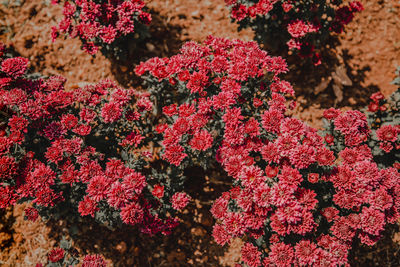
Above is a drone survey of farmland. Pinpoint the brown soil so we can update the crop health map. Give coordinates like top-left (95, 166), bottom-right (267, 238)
top-left (0, 0), bottom-right (399, 266)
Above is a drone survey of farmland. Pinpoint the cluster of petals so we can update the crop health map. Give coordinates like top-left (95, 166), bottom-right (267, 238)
top-left (136, 36), bottom-right (291, 170)
top-left (0, 52), bottom-right (185, 235)
top-left (52, 0), bottom-right (151, 54)
top-left (225, 0), bottom-right (363, 62)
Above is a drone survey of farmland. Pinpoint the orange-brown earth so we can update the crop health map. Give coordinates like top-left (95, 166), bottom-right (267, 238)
top-left (0, 0), bottom-right (399, 266)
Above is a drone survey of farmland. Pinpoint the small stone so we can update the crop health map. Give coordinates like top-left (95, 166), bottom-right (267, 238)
top-left (120, 66), bottom-right (128, 72)
top-left (116, 241), bottom-right (127, 253)
top-left (200, 212), bottom-right (213, 227)
top-left (134, 247), bottom-right (140, 257)
top-left (191, 227), bottom-right (206, 237)
top-left (146, 43), bottom-right (155, 52)
top-left (348, 97), bottom-right (357, 105)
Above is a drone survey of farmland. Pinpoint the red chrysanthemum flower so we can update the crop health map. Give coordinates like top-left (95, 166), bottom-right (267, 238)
top-left (376, 124), bottom-right (398, 142)
top-left (120, 201), bottom-right (144, 225)
top-left (101, 102), bottom-right (122, 123)
top-left (189, 130), bottom-right (213, 151)
top-left (78, 196), bottom-right (98, 217)
top-left (268, 242), bottom-right (294, 266)
top-left (1, 57), bottom-right (29, 78)
top-left (241, 242), bottom-right (261, 267)
top-left (171, 192), bottom-right (191, 210)
top-left (48, 248), bottom-right (65, 263)
top-left (295, 240), bottom-right (318, 266)
top-left (82, 254), bottom-right (107, 267)
top-left (24, 207), bottom-right (39, 222)
top-left (152, 184), bottom-right (164, 199)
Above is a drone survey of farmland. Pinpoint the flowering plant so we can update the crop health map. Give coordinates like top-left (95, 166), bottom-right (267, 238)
top-left (51, 0), bottom-right (152, 58)
top-left (224, 0), bottom-right (363, 64)
top-left (0, 46), bottom-right (188, 236)
top-left (209, 98), bottom-right (399, 266)
top-left (136, 35), bottom-right (294, 170)
top-left (137, 37), bottom-right (399, 265)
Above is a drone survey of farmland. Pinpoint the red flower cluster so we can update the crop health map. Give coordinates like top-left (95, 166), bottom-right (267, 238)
top-left (0, 50), bottom-right (184, 236)
top-left (136, 36), bottom-right (292, 169)
top-left (82, 254), bottom-right (107, 267)
top-left (211, 107), bottom-right (399, 265)
top-left (38, 241), bottom-right (107, 267)
top-left (137, 36), bottom-right (400, 266)
top-left (52, 0), bottom-right (151, 55)
top-left (225, 0), bottom-right (363, 63)
top-left (48, 247), bottom-right (65, 263)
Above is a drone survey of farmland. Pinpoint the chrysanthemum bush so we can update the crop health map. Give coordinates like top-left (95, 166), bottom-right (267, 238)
top-left (224, 0), bottom-right (363, 64)
top-left (137, 37), bottom-right (399, 266)
top-left (51, 0), bottom-right (151, 58)
top-left (2, 31), bottom-right (399, 264)
top-left (209, 101), bottom-right (399, 265)
top-left (135, 35), bottom-right (295, 170)
top-left (0, 44), bottom-right (189, 235)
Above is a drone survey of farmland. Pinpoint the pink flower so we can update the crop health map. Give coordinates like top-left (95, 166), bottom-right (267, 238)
top-left (376, 125), bottom-right (398, 142)
top-left (8, 116), bottom-right (28, 132)
top-left (323, 107), bottom-right (341, 120)
top-left (152, 184), bottom-right (164, 199)
top-left (278, 166), bottom-right (303, 186)
top-left (187, 71), bottom-right (209, 94)
top-left (241, 242), bottom-right (261, 267)
top-left (262, 109), bottom-right (283, 134)
top-left (171, 192), bottom-right (191, 210)
top-left (240, 165), bottom-right (264, 189)
top-left (78, 196), bottom-right (98, 217)
top-left (101, 102), bottom-right (122, 123)
top-left (1, 57), bottom-right (29, 78)
top-left (281, 117), bottom-right (306, 138)
top-left (163, 103), bottom-right (178, 116)
top-left (289, 144), bottom-right (316, 169)
top-left (107, 182), bottom-right (131, 209)
top-left (212, 224), bottom-right (231, 246)
top-left (334, 110), bottom-right (369, 136)
top-left (0, 186), bottom-right (16, 208)
top-left (82, 42), bottom-right (99, 55)
top-left (287, 20), bottom-right (317, 38)
top-left (261, 142), bottom-right (280, 163)
top-left (0, 156), bottom-right (17, 180)
top-left (224, 212), bottom-right (247, 236)
top-left (120, 201), bottom-right (144, 225)
top-left (100, 25), bottom-right (117, 44)
top-left (72, 124), bottom-right (92, 136)
top-left (48, 248), bottom-right (64, 263)
top-left (211, 196), bottom-right (229, 220)
top-left (87, 175), bottom-right (110, 201)
top-left (122, 171), bottom-right (147, 194)
top-left (360, 207), bottom-right (385, 236)
top-left (60, 114), bottom-right (78, 129)
top-left (190, 130), bottom-right (213, 151)
top-left (253, 182), bottom-right (272, 208)
top-left (44, 122), bottom-right (66, 140)
top-left (79, 108), bottom-right (97, 123)
top-left (322, 207), bottom-right (339, 222)
top-left (231, 4), bottom-right (247, 21)
top-left (82, 254), bottom-right (107, 267)
top-left (295, 240), bottom-right (318, 266)
top-left (331, 216), bottom-right (355, 242)
top-left (268, 242), bottom-right (294, 266)
top-left (163, 144), bottom-right (187, 166)
top-left (276, 201), bottom-right (303, 224)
